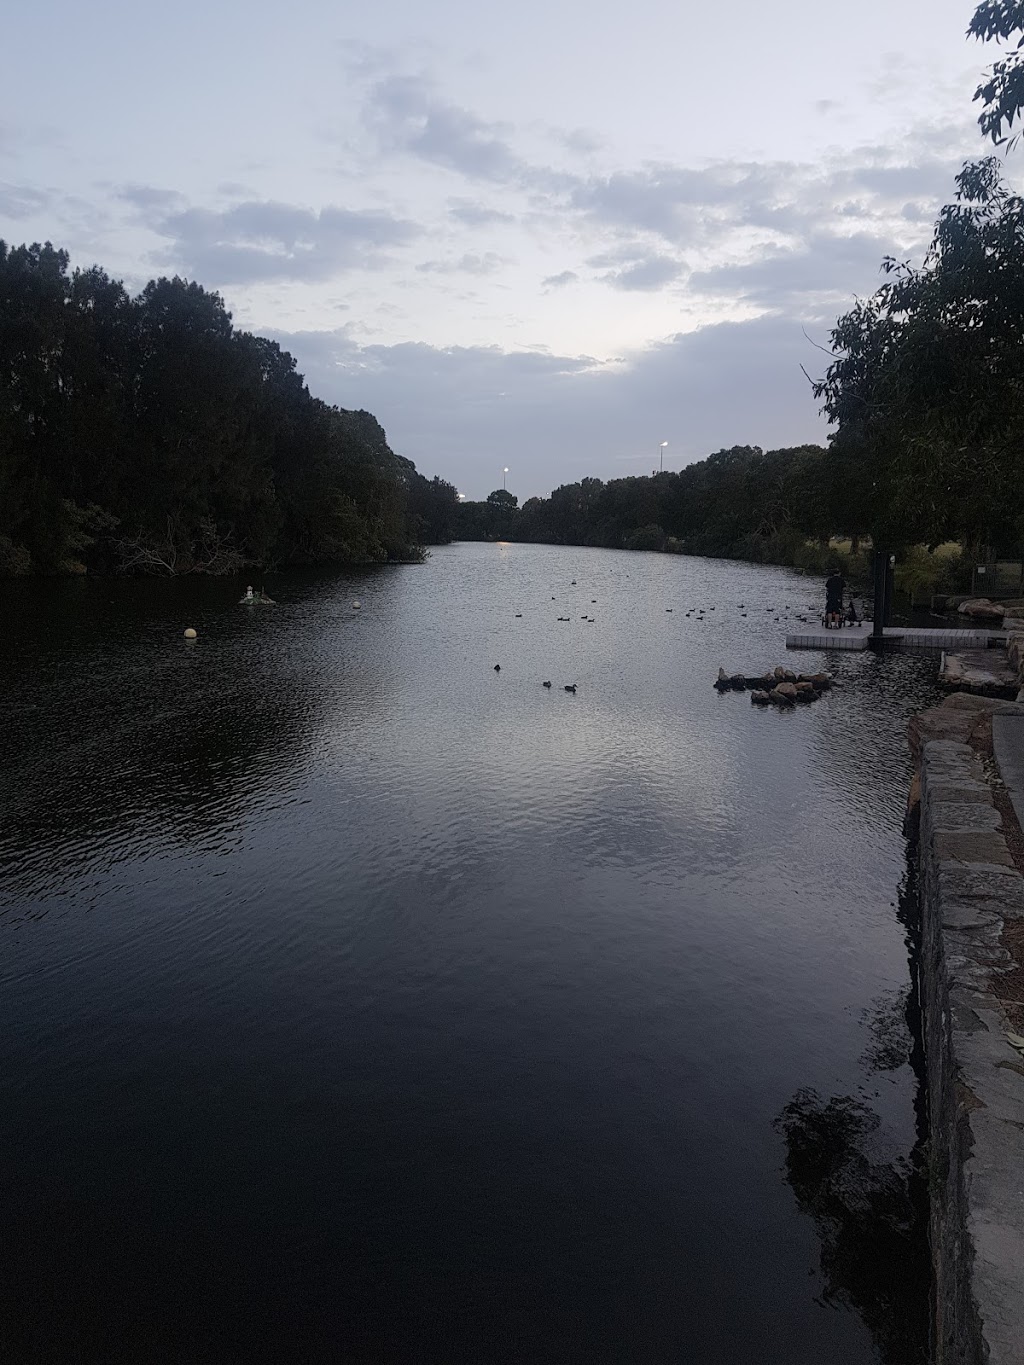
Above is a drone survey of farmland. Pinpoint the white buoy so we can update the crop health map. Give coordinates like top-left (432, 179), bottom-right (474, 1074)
top-left (351, 600), bottom-right (361, 610)
top-left (184, 627), bottom-right (197, 639)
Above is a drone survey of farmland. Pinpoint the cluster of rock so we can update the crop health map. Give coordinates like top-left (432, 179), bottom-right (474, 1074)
top-left (958, 597), bottom-right (1006, 620)
top-left (715, 666), bottom-right (834, 707)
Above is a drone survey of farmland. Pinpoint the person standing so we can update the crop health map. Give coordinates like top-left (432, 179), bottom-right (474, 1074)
top-left (825, 569), bottom-right (845, 628)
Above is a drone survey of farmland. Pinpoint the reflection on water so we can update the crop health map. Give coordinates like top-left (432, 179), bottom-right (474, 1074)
top-left (776, 864), bottom-right (931, 1365)
top-left (775, 1086), bottom-right (929, 1365)
top-left (0, 545), bottom-right (940, 1362)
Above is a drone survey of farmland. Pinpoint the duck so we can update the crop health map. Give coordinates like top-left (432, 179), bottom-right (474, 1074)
top-left (542, 681), bottom-right (552, 688)
top-left (564, 684), bottom-right (577, 693)
top-left (493, 664), bottom-right (501, 671)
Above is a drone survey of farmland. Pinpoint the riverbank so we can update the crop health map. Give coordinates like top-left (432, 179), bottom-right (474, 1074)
top-left (908, 691), bottom-right (1024, 1363)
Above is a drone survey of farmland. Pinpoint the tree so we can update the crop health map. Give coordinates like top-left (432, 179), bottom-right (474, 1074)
top-left (0, 240), bottom-right (437, 574)
top-left (970, 1), bottom-right (1024, 147)
top-left (813, 159), bottom-right (1024, 552)
top-left (485, 488), bottom-right (518, 510)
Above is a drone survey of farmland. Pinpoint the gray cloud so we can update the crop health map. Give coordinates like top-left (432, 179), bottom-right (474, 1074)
top-left (688, 230), bottom-right (897, 313)
top-left (602, 255), bottom-right (684, 291)
top-left (0, 182), bottom-right (51, 219)
top-left (364, 75), bottom-right (524, 182)
top-left (117, 184), bottom-right (185, 212)
top-left (415, 251), bottom-right (506, 275)
top-left (447, 199), bottom-right (515, 226)
top-left (270, 314), bottom-right (828, 499)
top-left (146, 199), bottom-right (421, 284)
top-left (541, 269), bottom-right (578, 289)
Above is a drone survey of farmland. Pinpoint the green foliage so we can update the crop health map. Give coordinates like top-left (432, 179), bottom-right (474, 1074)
top-left (970, 1), bottom-right (1024, 147)
top-left (0, 240), bottom-right (448, 574)
top-left (814, 159), bottom-right (1024, 554)
top-left (459, 446), bottom-right (846, 566)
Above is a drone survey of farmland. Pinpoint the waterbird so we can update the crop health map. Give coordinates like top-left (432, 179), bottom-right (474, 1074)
top-left (542, 681), bottom-right (552, 688)
top-left (515, 613), bottom-right (522, 618)
top-left (666, 608), bottom-right (673, 612)
top-left (564, 684), bottom-right (577, 693)
top-left (493, 664), bottom-right (501, 671)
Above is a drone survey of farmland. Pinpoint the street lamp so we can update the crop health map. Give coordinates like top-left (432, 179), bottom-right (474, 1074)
top-left (658, 440), bottom-right (668, 473)
top-left (503, 467), bottom-right (509, 490)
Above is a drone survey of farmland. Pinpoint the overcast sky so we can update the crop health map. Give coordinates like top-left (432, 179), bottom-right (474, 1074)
top-left (0, 0), bottom-right (1008, 498)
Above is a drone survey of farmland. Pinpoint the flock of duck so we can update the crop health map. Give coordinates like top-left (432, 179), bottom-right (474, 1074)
top-left (488, 581), bottom-right (828, 695)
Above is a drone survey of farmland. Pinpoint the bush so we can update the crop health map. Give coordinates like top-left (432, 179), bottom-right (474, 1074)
top-left (624, 523), bottom-right (666, 551)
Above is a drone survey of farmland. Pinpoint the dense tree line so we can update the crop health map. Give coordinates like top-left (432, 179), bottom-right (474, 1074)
top-left (455, 445), bottom-right (850, 568)
top-left (0, 242), bottom-right (459, 574)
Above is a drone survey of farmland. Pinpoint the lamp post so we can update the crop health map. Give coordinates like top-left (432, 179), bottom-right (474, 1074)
top-left (503, 467), bottom-right (509, 491)
top-left (658, 441), bottom-right (668, 473)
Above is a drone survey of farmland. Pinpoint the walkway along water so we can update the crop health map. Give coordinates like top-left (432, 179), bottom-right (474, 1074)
top-left (908, 685), bottom-right (1024, 1365)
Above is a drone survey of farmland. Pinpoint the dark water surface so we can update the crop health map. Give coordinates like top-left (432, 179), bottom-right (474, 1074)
top-left (1, 544), bottom-right (937, 1363)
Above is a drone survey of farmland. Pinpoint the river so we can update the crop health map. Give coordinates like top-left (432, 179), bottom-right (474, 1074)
top-left (1, 542), bottom-right (937, 1363)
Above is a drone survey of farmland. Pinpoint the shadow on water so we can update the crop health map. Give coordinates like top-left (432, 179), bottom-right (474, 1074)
top-left (775, 860), bottom-right (932, 1365)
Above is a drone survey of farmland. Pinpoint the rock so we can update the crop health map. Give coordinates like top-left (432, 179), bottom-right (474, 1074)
top-left (751, 690), bottom-right (771, 705)
top-left (730, 674), bottom-right (746, 690)
top-left (907, 693), bottom-right (1024, 763)
top-left (783, 669), bottom-right (797, 683)
top-left (773, 665), bottom-right (787, 681)
top-left (957, 597), bottom-right (1005, 620)
top-left (794, 681), bottom-right (817, 702)
top-left (770, 684), bottom-right (797, 706)
top-left (717, 667), bottom-right (728, 681)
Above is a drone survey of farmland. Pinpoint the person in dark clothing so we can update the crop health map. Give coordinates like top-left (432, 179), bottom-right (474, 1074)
top-left (825, 571), bottom-right (845, 627)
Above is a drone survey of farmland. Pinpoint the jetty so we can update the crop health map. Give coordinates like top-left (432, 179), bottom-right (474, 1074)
top-left (786, 622), bottom-right (1012, 652)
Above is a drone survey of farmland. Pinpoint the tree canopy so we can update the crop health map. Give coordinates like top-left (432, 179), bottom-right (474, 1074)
top-left (0, 241), bottom-right (459, 574)
top-left (812, 158), bottom-right (1024, 553)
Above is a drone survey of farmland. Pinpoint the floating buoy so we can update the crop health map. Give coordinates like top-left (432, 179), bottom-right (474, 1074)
top-left (351, 600), bottom-right (361, 610)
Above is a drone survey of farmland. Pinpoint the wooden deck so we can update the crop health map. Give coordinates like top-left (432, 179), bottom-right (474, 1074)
top-left (786, 624), bottom-right (1010, 652)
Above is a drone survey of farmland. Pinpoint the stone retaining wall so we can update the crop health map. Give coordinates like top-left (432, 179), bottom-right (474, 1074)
top-left (918, 734), bottom-right (1024, 1364)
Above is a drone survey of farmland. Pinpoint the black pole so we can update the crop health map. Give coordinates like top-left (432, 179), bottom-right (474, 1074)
top-left (872, 548), bottom-right (887, 641)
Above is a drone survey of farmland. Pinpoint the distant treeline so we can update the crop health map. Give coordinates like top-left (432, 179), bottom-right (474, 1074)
top-left (0, 242), bottom-right (460, 575)
top-left (455, 445), bottom-right (862, 568)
